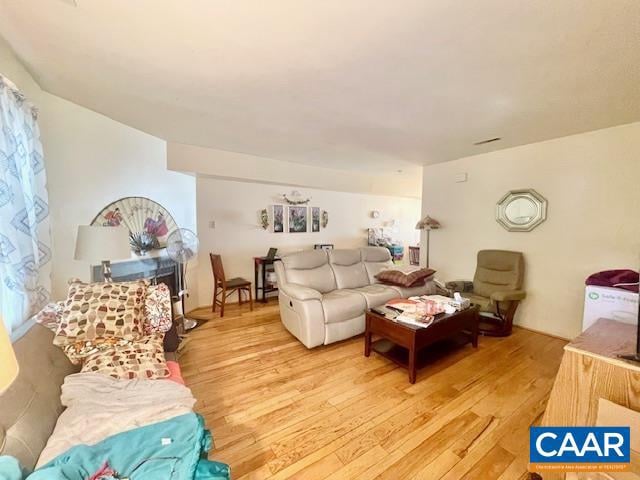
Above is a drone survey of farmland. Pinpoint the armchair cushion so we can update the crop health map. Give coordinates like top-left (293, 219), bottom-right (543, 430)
top-left (279, 283), bottom-right (323, 301)
top-left (473, 250), bottom-right (524, 299)
top-left (462, 293), bottom-right (517, 316)
top-left (491, 289), bottom-right (526, 302)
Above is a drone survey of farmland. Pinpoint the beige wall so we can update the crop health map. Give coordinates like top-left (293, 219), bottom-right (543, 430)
top-left (0, 37), bottom-right (197, 301)
top-left (195, 176), bottom-right (421, 306)
top-left (168, 142), bottom-right (422, 199)
top-left (421, 122), bottom-right (640, 339)
top-left (2, 35), bottom-right (420, 309)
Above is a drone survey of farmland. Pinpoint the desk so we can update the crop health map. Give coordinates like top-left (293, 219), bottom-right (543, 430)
top-left (542, 318), bottom-right (640, 427)
top-left (254, 256), bottom-right (280, 303)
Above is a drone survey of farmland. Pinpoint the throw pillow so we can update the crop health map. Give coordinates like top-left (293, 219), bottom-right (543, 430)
top-left (54, 280), bottom-right (148, 347)
top-left (34, 301), bottom-right (65, 332)
top-left (62, 338), bottom-right (136, 365)
top-left (143, 283), bottom-right (173, 334)
top-left (375, 268), bottom-right (436, 288)
top-left (80, 333), bottom-right (170, 380)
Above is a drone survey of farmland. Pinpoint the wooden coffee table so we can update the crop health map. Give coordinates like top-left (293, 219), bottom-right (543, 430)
top-left (364, 306), bottom-right (480, 383)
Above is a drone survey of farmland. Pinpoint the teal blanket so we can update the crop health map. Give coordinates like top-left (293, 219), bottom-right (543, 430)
top-left (29, 414), bottom-right (229, 480)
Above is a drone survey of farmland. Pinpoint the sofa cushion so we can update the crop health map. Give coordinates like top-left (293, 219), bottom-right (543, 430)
top-left (360, 246), bottom-right (391, 263)
top-left (281, 250), bottom-right (337, 293)
top-left (348, 284), bottom-right (398, 308)
top-left (281, 249), bottom-right (328, 270)
top-left (0, 324), bottom-right (79, 471)
top-left (387, 280), bottom-right (437, 298)
top-left (321, 289), bottom-right (367, 324)
top-left (360, 247), bottom-right (394, 284)
top-left (328, 249), bottom-right (369, 289)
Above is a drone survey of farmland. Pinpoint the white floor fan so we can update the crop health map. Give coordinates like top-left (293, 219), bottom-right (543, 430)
top-left (166, 228), bottom-right (199, 331)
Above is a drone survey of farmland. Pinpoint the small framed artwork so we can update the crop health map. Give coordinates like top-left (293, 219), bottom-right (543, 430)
top-left (287, 206), bottom-right (308, 233)
top-left (311, 207), bottom-right (320, 232)
top-left (271, 205), bottom-right (284, 233)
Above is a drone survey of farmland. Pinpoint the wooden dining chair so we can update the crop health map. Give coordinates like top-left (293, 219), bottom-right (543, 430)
top-left (210, 253), bottom-right (253, 317)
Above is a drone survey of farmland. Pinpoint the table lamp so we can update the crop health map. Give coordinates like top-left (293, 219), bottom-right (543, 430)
top-left (415, 215), bottom-right (441, 268)
top-left (0, 319), bottom-right (18, 393)
top-left (74, 226), bottom-right (131, 282)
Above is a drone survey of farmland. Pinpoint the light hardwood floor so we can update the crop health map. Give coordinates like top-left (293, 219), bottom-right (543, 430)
top-left (180, 301), bottom-right (566, 480)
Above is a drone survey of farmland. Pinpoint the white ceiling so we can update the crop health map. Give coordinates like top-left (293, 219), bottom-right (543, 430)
top-left (0, 0), bottom-right (638, 173)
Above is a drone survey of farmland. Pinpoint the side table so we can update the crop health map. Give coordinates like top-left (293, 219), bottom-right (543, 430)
top-left (253, 256), bottom-right (280, 303)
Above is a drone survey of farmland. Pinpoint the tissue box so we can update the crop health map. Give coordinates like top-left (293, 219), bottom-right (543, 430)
top-left (419, 294), bottom-right (470, 311)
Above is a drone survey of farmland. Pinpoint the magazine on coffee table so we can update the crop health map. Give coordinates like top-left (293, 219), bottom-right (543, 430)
top-left (395, 314), bottom-right (434, 329)
top-left (383, 298), bottom-right (435, 328)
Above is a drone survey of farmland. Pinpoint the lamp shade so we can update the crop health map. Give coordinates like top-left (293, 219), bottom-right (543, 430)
top-left (0, 319), bottom-right (18, 393)
top-left (74, 226), bottom-right (131, 263)
top-left (415, 215), bottom-right (441, 230)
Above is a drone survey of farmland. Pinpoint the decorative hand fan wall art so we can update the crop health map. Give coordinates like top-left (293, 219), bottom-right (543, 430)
top-left (91, 197), bottom-right (178, 254)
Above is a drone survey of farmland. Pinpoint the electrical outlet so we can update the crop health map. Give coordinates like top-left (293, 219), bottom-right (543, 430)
top-left (209, 220), bottom-right (216, 229)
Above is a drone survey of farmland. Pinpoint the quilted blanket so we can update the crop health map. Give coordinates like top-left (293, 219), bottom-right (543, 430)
top-left (37, 373), bottom-right (196, 467)
top-left (29, 414), bottom-right (230, 480)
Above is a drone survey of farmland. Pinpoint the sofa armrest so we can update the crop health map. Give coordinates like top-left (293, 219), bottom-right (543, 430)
top-left (491, 290), bottom-right (526, 302)
top-left (279, 283), bottom-right (322, 301)
top-left (445, 280), bottom-right (474, 293)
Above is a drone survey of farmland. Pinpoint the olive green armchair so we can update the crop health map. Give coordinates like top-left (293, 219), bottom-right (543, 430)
top-left (446, 250), bottom-right (526, 336)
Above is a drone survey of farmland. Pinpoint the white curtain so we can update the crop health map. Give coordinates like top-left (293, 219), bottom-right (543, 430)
top-left (0, 75), bottom-right (52, 335)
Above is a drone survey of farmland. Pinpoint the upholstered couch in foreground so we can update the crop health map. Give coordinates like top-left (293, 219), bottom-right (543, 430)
top-left (274, 247), bottom-right (435, 348)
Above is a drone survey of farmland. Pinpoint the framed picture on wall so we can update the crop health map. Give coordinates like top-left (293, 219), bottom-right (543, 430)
top-left (287, 206), bottom-right (308, 233)
top-left (271, 205), bottom-right (284, 233)
top-left (311, 207), bottom-right (320, 232)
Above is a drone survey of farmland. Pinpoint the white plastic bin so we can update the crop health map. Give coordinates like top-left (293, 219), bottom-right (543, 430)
top-left (582, 285), bottom-right (638, 331)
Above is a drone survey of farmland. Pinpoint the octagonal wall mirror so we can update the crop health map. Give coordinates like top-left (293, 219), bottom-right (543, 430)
top-left (496, 189), bottom-right (547, 232)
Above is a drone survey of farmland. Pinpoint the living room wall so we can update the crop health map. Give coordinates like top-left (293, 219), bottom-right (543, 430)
top-left (0, 37), bottom-right (197, 301)
top-left (194, 176), bottom-right (421, 306)
top-left (421, 122), bottom-right (640, 339)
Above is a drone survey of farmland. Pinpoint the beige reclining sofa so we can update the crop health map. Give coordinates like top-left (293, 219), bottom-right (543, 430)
top-left (274, 247), bottom-right (435, 348)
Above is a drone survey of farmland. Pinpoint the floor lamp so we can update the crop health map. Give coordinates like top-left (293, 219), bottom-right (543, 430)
top-left (415, 216), bottom-right (441, 268)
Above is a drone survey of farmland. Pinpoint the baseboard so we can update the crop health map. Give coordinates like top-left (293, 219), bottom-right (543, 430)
top-left (514, 324), bottom-right (571, 342)
top-left (186, 298), bottom-right (277, 315)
